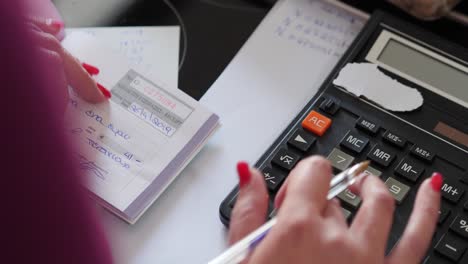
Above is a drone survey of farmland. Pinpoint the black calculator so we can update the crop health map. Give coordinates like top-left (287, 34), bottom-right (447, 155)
top-left (219, 11), bottom-right (468, 263)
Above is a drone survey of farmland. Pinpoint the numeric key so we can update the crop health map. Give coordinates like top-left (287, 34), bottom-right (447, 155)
top-left (327, 148), bottom-right (354, 171)
top-left (385, 177), bottom-right (410, 204)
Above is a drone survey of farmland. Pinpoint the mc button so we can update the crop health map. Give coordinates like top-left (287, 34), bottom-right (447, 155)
top-left (302, 111), bottom-right (332, 136)
top-left (340, 131), bottom-right (369, 154)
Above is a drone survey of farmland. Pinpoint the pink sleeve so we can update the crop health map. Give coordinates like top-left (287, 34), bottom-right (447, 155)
top-left (23, 0), bottom-right (66, 40)
top-left (1, 1), bottom-right (113, 263)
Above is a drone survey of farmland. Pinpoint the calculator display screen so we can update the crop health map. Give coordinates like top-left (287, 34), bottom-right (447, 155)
top-left (377, 39), bottom-right (468, 106)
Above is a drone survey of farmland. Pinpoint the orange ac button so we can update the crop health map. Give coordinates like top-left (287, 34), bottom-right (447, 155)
top-left (302, 111), bottom-right (332, 136)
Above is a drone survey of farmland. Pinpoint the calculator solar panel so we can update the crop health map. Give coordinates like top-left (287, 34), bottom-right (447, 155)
top-left (219, 11), bottom-right (468, 263)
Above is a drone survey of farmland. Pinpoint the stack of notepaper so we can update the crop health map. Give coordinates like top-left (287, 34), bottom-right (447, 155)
top-left (62, 29), bottom-right (219, 224)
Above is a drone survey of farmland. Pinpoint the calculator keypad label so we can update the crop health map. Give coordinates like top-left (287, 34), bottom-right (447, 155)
top-left (340, 131), bottom-right (369, 153)
top-left (368, 145), bottom-right (396, 167)
top-left (356, 117), bottom-right (380, 134)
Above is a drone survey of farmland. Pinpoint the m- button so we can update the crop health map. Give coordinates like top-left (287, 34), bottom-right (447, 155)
top-left (302, 111), bottom-right (332, 136)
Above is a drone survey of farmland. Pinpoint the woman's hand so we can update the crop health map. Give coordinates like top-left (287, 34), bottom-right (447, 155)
top-left (27, 18), bottom-right (110, 111)
top-left (229, 156), bottom-right (442, 264)
top-left (388, 0), bottom-right (461, 20)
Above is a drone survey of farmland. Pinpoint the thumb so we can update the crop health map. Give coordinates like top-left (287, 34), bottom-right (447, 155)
top-left (228, 162), bottom-right (269, 245)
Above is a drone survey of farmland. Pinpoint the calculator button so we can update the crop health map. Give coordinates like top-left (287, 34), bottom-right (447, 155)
top-left (435, 234), bottom-right (466, 262)
top-left (319, 97), bottom-right (340, 115)
top-left (410, 145), bottom-right (435, 163)
top-left (439, 204), bottom-right (451, 225)
top-left (450, 215), bottom-right (468, 239)
top-left (356, 117), bottom-right (380, 135)
top-left (338, 189), bottom-right (361, 209)
top-left (394, 158), bottom-right (425, 182)
top-left (367, 144), bottom-right (396, 167)
top-left (272, 148), bottom-right (300, 171)
top-left (327, 148), bottom-right (354, 171)
top-left (287, 129), bottom-right (316, 152)
top-left (340, 131), bottom-right (369, 154)
top-left (385, 177), bottom-right (410, 204)
top-left (362, 166), bottom-right (382, 178)
top-left (441, 180), bottom-right (465, 203)
top-left (262, 167), bottom-right (287, 192)
top-left (382, 130), bottom-right (407, 148)
top-left (302, 111), bottom-right (332, 136)
top-left (341, 208), bottom-right (352, 221)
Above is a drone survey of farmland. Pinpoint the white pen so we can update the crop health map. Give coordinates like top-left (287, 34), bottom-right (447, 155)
top-left (208, 161), bottom-right (370, 264)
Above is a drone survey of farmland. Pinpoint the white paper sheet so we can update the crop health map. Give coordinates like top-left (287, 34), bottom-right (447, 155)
top-left (62, 32), bottom-right (218, 223)
top-left (333, 62), bottom-right (424, 111)
top-left (66, 27), bottom-right (180, 87)
top-left (95, 0), bottom-right (366, 263)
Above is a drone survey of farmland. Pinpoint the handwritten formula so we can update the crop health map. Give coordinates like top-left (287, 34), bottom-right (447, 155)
top-left (274, 0), bottom-right (364, 58)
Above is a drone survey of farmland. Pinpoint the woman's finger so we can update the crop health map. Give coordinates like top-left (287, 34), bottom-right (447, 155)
top-left (229, 162), bottom-right (269, 245)
top-left (280, 156), bottom-right (333, 217)
top-left (385, 173), bottom-right (442, 264)
top-left (350, 175), bottom-right (395, 254)
top-left (30, 30), bottom-right (108, 103)
top-left (274, 176), bottom-right (289, 209)
top-left (323, 199), bottom-right (347, 229)
top-left (28, 16), bottom-right (63, 36)
top-left (37, 48), bottom-right (69, 112)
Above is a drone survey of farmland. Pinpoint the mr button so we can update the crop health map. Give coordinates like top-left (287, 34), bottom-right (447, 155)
top-left (302, 111), bottom-right (332, 136)
top-left (368, 144), bottom-right (396, 167)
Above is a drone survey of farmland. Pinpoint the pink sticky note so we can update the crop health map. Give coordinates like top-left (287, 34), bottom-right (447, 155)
top-left (23, 0), bottom-right (65, 40)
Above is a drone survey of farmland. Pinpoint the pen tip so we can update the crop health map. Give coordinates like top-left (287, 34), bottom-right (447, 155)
top-left (353, 160), bottom-right (370, 175)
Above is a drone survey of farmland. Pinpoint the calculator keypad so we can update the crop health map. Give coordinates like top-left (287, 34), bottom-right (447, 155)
top-left (222, 95), bottom-right (468, 263)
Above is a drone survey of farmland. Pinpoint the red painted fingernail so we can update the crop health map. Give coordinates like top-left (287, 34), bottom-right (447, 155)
top-left (97, 83), bottom-right (111, 99)
top-left (431, 172), bottom-right (443, 192)
top-left (237, 161), bottom-right (251, 188)
top-left (45, 19), bottom-right (64, 33)
top-left (82, 63), bottom-right (100, 75)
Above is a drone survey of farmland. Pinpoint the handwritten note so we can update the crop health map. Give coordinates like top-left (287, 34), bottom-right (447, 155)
top-left (63, 32), bottom-right (219, 223)
top-left (273, 0), bottom-right (364, 58)
top-left (66, 27), bottom-right (180, 87)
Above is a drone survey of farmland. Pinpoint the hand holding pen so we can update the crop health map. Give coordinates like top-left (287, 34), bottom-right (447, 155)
top-left (221, 156), bottom-right (443, 264)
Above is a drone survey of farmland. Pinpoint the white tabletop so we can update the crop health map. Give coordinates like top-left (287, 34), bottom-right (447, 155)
top-left (57, 0), bottom-right (364, 263)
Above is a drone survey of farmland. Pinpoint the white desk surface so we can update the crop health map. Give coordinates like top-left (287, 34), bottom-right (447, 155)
top-left (91, 0), bottom-right (364, 263)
